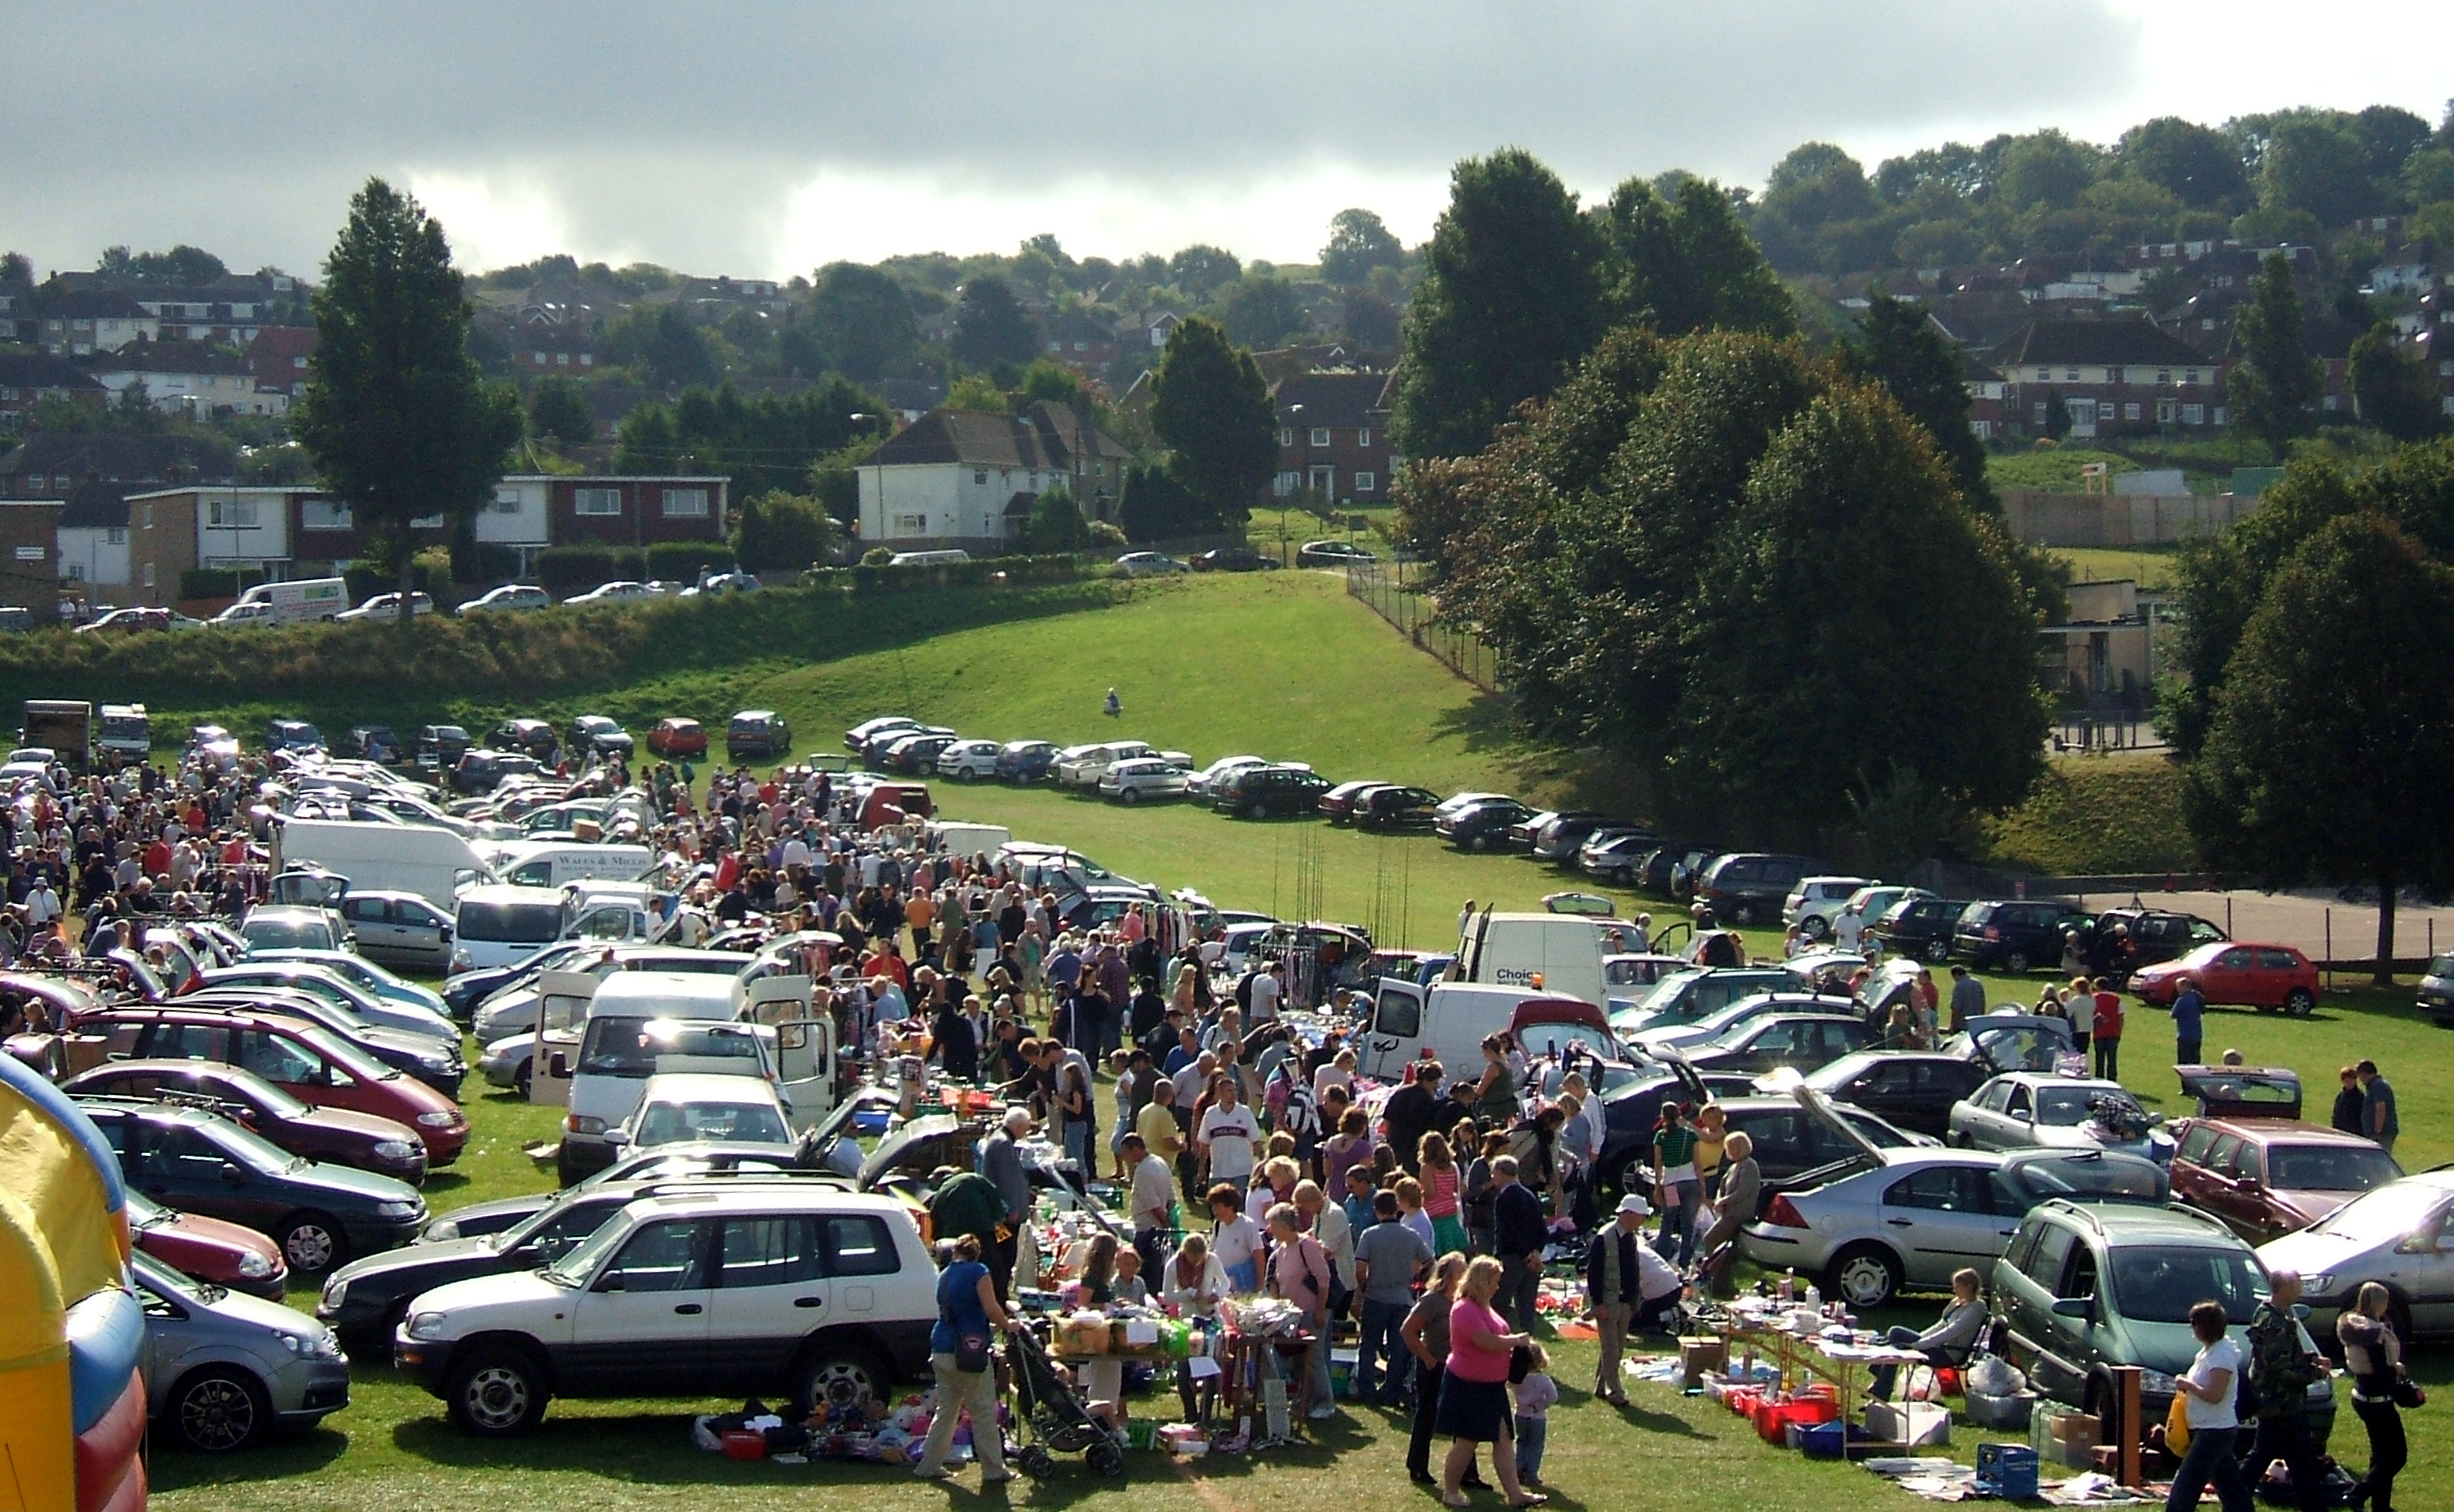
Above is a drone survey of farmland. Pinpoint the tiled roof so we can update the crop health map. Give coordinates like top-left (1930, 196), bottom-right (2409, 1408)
top-left (84, 338), bottom-right (252, 376)
top-left (1271, 370), bottom-right (1393, 428)
top-left (869, 402), bottom-right (1130, 470)
top-left (0, 352), bottom-right (105, 391)
top-left (1990, 318), bottom-right (2211, 368)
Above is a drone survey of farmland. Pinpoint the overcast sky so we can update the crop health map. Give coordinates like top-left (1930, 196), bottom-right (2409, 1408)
top-left (5, 1), bottom-right (2449, 283)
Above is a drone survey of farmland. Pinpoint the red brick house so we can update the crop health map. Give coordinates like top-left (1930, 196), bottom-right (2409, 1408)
top-left (1984, 318), bottom-right (2228, 439)
top-left (516, 476), bottom-right (731, 550)
top-left (1270, 370), bottom-right (1396, 505)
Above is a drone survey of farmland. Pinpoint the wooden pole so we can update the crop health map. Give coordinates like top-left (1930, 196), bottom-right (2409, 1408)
top-left (2112, 1366), bottom-right (2143, 1488)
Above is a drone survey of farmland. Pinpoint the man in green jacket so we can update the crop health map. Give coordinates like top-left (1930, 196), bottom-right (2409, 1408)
top-left (2244, 1270), bottom-right (2328, 1512)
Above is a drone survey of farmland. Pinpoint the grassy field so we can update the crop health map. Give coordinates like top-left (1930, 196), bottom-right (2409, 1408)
top-left (1981, 753), bottom-right (2196, 877)
top-left (2055, 545), bottom-right (2181, 589)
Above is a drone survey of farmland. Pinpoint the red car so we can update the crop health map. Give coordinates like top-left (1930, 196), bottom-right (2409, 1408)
top-left (75, 1004), bottom-right (469, 1163)
top-left (2169, 1117), bottom-right (2403, 1243)
top-left (2129, 941), bottom-right (2321, 1016)
top-left (126, 1189), bottom-right (288, 1299)
top-left (647, 717), bottom-right (709, 758)
top-left (61, 1059), bottom-right (430, 1185)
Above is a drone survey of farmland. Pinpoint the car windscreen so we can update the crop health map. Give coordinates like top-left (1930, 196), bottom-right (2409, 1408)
top-left (636, 1101), bottom-right (789, 1146)
top-left (2269, 1145), bottom-right (2403, 1193)
top-left (2037, 1086), bottom-right (2143, 1126)
top-left (576, 1018), bottom-right (762, 1078)
top-left (1515, 1022), bottom-right (1619, 1064)
top-left (457, 901), bottom-right (566, 943)
top-left (2310, 1181), bottom-right (2449, 1240)
top-left (209, 1115), bottom-right (310, 1175)
top-left (2006, 1154), bottom-right (2165, 1203)
top-left (2109, 1247), bottom-right (2264, 1325)
top-left (243, 917), bottom-right (330, 951)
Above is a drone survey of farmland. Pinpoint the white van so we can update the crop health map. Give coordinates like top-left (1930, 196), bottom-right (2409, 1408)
top-left (211, 577), bottom-right (351, 627)
top-left (1455, 910), bottom-right (1652, 1009)
top-left (450, 885), bottom-right (571, 972)
top-left (273, 816), bottom-right (497, 910)
top-left (539, 970), bottom-right (832, 1183)
top-left (488, 840), bottom-right (653, 890)
top-left (1355, 980), bottom-right (1611, 1081)
top-left (930, 821), bottom-right (1012, 857)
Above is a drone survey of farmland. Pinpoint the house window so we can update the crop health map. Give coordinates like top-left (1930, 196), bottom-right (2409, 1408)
top-left (573, 487), bottom-right (623, 516)
top-left (142, 562), bottom-right (156, 587)
top-left (2032, 403), bottom-right (2048, 423)
top-left (662, 487), bottom-right (710, 518)
top-left (2124, 403), bottom-right (2141, 421)
top-left (2185, 370), bottom-right (2200, 384)
top-left (106, 527), bottom-right (127, 545)
top-left (2105, 367), bottom-right (2122, 384)
top-left (1357, 427), bottom-right (1372, 447)
top-left (144, 504), bottom-right (155, 530)
top-left (2156, 369), bottom-right (2172, 385)
top-left (892, 512), bottom-right (928, 536)
top-left (1354, 471), bottom-right (1377, 493)
top-left (1047, 340), bottom-right (1062, 351)
top-left (579, 353), bottom-right (593, 366)
top-left (1278, 427), bottom-right (1294, 446)
top-left (1309, 427), bottom-right (1330, 447)
top-left (2323, 394), bottom-right (2340, 411)
top-left (556, 352), bottom-right (570, 366)
top-left (207, 500), bottom-right (259, 527)
top-left (2036, 369), bottom-right (2051, 382)
top-left (292, 355), bottom-right (307, 369)
top-left (2064, 369), bottom-right (2080, 381)
top-left (972, 470), bottom-right (988, 485)
top-left (299, 500), bottom-right (354, 530)
top-left (2182, 404), bottom-right (2205, 425)
top-left (533, 352), bottom-right (547, 365)
top-left (1073, 341), bottom-right (1088, 352)
top-left (492, 487), bottom-right (521, 513)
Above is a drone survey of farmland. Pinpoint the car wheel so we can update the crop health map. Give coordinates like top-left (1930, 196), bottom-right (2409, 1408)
top-left (275, 1211), bottom-right (346, 1274)
top-left (1614, 868), bottom-right (1634, 887)
top-left (2285, 987), bottom-right (2316, 1016)
top-left (1246, 800), bottom-right (1269, 820)
top-left (2004, 950), bottom-right (2030, 975)
top-left (1799, 916), bottom-right (1830, 942)
top-left (953, 767), bottom-right (975, 783)
top-left (513, 1058), bottom-right (532, 1099)
top-left (448, 1346), bottom-right (548, 1436)
top-left (1614, 1153), bottom-right (1651, 1198)
top-left (794, 1343), bottom-right (888, 1418)
top-left (1826, 1245), bottom-right (1903, 1311)
top-left (1731, 901), bottom-right (1757, 926)
top-left (1470, 833), bottom-right (1490, 852)
top-left (1119, 787), bottom-right (1141, 806)
top-left (169, 1367), bottom-right (268, 1453)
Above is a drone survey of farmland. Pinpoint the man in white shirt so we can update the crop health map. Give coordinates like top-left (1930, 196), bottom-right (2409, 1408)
top-left (1247, 961), bottom-right (1281, 1022)
top-left (1196, 1079), bottom-right (1260, 1187)
top-left (1832, 905), bottom-right (1864, 953)
top-left (1123, 1132), bottom-right (1176, 1276)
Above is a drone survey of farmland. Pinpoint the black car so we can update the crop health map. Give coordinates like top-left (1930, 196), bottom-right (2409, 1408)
top-left (1634, 843), bottom-right (1689, 893)
top-left (265, 718), bottom-right (324, 755)
top-left (75, 1099), bottom-right (426, 1274)
top-left (414, 724), bottom-right (470, 770)
top-left (1952, 899), bottom-right (2096, 975)
top-left (1437, 797), bottom-right (1534, 851)
top-left (1594, 1077), bottom-right (1912, 1200)
top-left (1797, 1051), bottom-right (1996, 1139)
top-left (1868, 895), bottom-right (1973, 961)
top-left (1673, 1013), bottom-right (1874, 1078)
top-left (1211, 763), bottom-right (1332, 819)
top-left (487, 718), bottom-right (559, 762)
top-left (2087, 908), bottom-right (2227, 981)
top-left (1694, 852), bottom-right (1825, 926)
top-left (882, 732), bottom-right (959, 774)
top-left (727, 708), bottom-right (792, 760)
top-left (1193, 546), bottom-right (1279, 572)
top-left (565, 715), bottom-right (634, 758)
top-left (450, 749), bottom-right (542, 795)
top-left (1533, 814), bottom-right (1645, 864)
top-left (343, 725), bottom-right (403, 764)
top-left (1356, 785), bottom-right (1441, 831)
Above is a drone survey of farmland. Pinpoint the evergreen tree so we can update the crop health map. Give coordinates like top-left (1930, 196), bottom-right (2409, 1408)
top-left (1148, 316), bottom-right (1274, 528)
top-left (730, 489), bottom-right (837, 572)
top-left (1847, 294), bottom-right (1995, 508)
top-left (1117, 464), bottom-right (1217, 542)
top-left (2228, 251), bottom-right (2324, 460)
top-left (293, 178), bottom-right (521, 623)
top-left (2350, 322), bottom-right (2451, 442)
top-left (527, 375), bottom-right (593, 449)
top-left (1390, 150), bottom-right (1606, 459)
top-left (950, 277), bottom-right (1041, 369)
top-left (1025, 483), bottom-right (1089, 552)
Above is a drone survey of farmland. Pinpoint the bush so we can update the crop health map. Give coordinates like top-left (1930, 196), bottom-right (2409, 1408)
top-left (535, 546), bottom-right (646, 596)
top-left (460, 543), bottom-right (525, 586)
top-left (343, 558), bottom-right (449, 603)
top-left (646, 539), bottom-right (737, 583)
top-left (1025, 484), bottom-right (1089, 552)
top-left (860, 546), bottom-right (895, 566)
top-left (1085, 519), bottom-right (1127, 548)
top-left (729, 490), bottom-right (833, 573)
top-left (179, 567), bottom-right (267, 600)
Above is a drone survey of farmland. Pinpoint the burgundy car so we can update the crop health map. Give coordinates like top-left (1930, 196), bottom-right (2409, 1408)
top-left (125, 1189), bottom-right (289, 1300)
top-left (647, 717), bottom-right (708, 758)
top-left (61, 1059), bottom-right (429, 1184)
top-left (2169, 1117), bottom-right (2404, 1244)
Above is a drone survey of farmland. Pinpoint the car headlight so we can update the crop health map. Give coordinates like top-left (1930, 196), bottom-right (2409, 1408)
top-left (449, 948), bottom-right (471, 972)
top-left (373, 1140), bottom-right (418, 1162)
top-left (2301, 1273), bottom-right (2335, 1297)
top-left (239, 1252), bottom-right (276, 1280)
top-left (277, 1329), bottom-right (341, 1359)
top-left (2139, 1369), bottom-right (2179, 1396)
top-left (321, 1276), bottom-right (348, 1310)
top-left (416, 1111), bottom-right (457, 1128)
top-left (406, 1311), bottom-right (449, 1341)
top-left (420, 1050), bottom-right (454, 1069)
top-left (376, 1199), bottom-right (422, 1219)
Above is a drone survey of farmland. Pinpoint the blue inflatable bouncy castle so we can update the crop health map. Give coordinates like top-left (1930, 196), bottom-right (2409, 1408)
top-left (0, 1052), bottom-right (147, 1512)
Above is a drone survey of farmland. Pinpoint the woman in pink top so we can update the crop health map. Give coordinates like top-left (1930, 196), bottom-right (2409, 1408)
top-left (1418, 1131), bottom-right (1468, 1256)
top-left (1438, 1256), bottom-right (1544, 1508)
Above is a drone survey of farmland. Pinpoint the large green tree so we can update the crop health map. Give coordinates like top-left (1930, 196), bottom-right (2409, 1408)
top-left (804, 262), bottom-right (918, 382)
top-left (950, 276), bottom-right (1041, 369)
top-left (1318, 208), bottom-right (1404, 286)
top-left (1598, 175), bottom-right (1794, 339)
top-left (2350, 322), bottom-right (2451, 442)
top-left (603, 303), bottom-right (721, 390)
top-left (293, 179), bottom-right (521, 622)
top-left (1216, 274), bottom-right (1307, 349)
top-left (614, 379), bottom-right (884, 498)
top-left (1148, 316), bottom-right (1274, 528)
top-left (2184, 513), bottom-right (2454, 979)
top-left (1390, 149), bottom-right (1605, 459)
top-left (730, 488), bottom-right (837, 571)
top-left (1845, 294), bottom-right (1993, 509)
top-left (2114, 117), bottom-right (2249, 209)
top-left (2228, 251), bottom-right (2323, 460)
top-left (527, 375), bottom-right (593, 449)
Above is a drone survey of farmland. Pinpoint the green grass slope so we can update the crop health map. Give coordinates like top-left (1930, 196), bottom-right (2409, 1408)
top-left (1983, 752), bottom-right (2197, 876)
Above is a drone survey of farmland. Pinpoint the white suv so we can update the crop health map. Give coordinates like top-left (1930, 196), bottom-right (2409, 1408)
top-left (396, 1187), bottom-right (937, 1435)
top-left (1786, 875), bottom-right (1872, 939)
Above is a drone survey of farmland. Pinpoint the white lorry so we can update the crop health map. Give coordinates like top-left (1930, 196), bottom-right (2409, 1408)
top-left (273, 816), bottom-right (497, 910)
top-left (1454, 909), bottom-right (1656, 1011)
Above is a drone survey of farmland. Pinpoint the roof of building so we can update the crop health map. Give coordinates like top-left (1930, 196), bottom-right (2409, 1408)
top-left (84, 338), bottom-right (253, 376)
top-left (57, 482), bottom-right (133, 531)
top-left (1990, 318), bottom-right (2211, 369)
top-left (40, 291), bottom-right (150, 321)
top-left (0, 433), bottom-right (238, 488)
top-left (0, 352), bottom-right (107, 392)
top-left (1271, 369), bottom-right (1395, 427)
top-left (867, 401), bottom-right (1130, 471)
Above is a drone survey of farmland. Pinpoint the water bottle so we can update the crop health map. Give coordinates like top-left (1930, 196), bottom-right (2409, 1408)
top-left (1780, 1268), bottom-right (1795, 1302)
top-left (1804, 1284), bottom-right (1821, 1313)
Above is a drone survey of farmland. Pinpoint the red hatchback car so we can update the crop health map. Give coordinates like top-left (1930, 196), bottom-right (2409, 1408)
top-left (2129, 940), bottom-right (2322, 1016)
top-left (126, 1188), bottom-right (289, 1299)
top-left (647, 717), bottom-right (709, 758)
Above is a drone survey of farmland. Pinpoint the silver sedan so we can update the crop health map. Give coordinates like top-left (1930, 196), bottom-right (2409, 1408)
top-left (1740, 1147), bottom-right (2017, 1309)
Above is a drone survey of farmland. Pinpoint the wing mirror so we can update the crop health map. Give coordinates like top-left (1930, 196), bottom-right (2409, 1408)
top-left (2051, 1297), bottom-right (2091, 1321)
top-left (549, 1052), bottom-right (569, 1079)
top-left (593, 1269), bottom-right (625, 1293)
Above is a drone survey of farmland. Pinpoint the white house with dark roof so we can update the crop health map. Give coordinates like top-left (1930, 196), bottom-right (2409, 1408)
top-left (855, 401), bottom-right (1134, 552)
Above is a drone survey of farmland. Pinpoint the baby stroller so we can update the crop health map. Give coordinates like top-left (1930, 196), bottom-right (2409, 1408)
top-left (1006, 1323), bottom-right (1126, 1479)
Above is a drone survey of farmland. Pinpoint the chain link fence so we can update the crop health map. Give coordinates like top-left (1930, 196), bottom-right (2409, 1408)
top-left (1345, 560), bottom-right (1500, 692)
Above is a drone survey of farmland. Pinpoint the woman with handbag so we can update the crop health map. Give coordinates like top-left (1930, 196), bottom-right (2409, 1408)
top-left (913, 1233), bottom-right (1015, 1484)
top-left (2338, 1282), bottom-right (2414, 1512)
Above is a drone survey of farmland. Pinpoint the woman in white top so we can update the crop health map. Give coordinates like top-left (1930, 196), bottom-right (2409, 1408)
top-left (1314, 1046), bottom-right (1357, 1103)
top-left (2165, 1299), bottom-right (2254, 1512)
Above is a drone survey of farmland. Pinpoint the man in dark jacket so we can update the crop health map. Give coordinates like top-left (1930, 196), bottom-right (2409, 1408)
top-left (1382, 1063), bottom-right (1445, 1172)
top-left (2244, 1270), bottom-right (2328, 1512)
top-left (1584, 1194), bottom-right (1650, 1404)
top-left (2331, 1067), bottom-right (2367, 1136)
top-left (1492, 1154), bottom-right (1548, 1333)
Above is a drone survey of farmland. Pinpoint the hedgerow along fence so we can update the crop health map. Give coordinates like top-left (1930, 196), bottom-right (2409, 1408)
top-left (1343, 560), bottom-right (1500, 693)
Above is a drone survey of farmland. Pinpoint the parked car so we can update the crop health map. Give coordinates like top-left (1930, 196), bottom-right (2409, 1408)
top-left (417, 1142), bottom-right (817, 1244)
top-left (2128, 941), bottom-right (2322, 1016)
top-left (265, 719), bottom-right (325, 756)
top-left (1627, 989), bottom-right (1847, 1054)
top-left (79, 1003), bottom-right (470, 1164)
top-left (1188, 754), bottom-right (1271, 800)
top-left (1053, 740), bottom-right (1159, 788)
top-left (76, 606), bottom-right (204, 634)
top-left (726, 709), bottom-right (793, 760)
top-left (392, 1187), bottom-right (938, 1435)
top-left (457, 584), bottom-right (550, 614)
top-left (2086, 908), bottom-right (2228, 980)
top-left (75, 1097), bottom-right (427, 1273)
top-left (62, 1060), bottom-right (430, 1184)
top-left (125, 1189), bottom-right (288, 1300)
top-left (250, 949), bottom-right (450, 1021)
top-left (880, 730), bottom-right (958, 774)
top-left (1538, 814), bottom-right (1645, 866)
top-left (131, 1251), bottom-right (352, 1452)
top-left (1693, 853), bottom-right (1825, 927)
top-left (1784, 875), bottom-right (1873, 938)
top-left (680, 571), bottom-right (760, 597)
top-left (1114, 551), bottom-right (1189, 575)
top-left (995, 739), bottom-right (1060, 783)
top-left (1436, 796), bottom-right (1534, 852)
top-left (1610, 968), bottom-right (1798, 1039)
top-left (1355, 785), bottom-right (1441, 831)
top-left (565, 715), bottom-right (633, 758)
top-left (564, 580), bottom-right (660, 606)
top-left (414, 724), bottom-right (471, 770)
top-left (235, 905), bottom-right (350, 956)
top-left (1869, 895), bottom-right (1973, 961)
top-left (449, 749), bottom-right (541, 795)
top-left (1315, 778), bottom-right (1388, 823)
top-left (2417, 952), bottom-right (2454, 1026)
top-left (1996, 1199), bottom-right (2332, 1449)
top-left (2259, 1169), bottom-right (2454, 1342)
top-left (1673, 1013), bottom-right (1874, 1078)
top-left (336, 591), bottom-right (435, 622)
top-left (485, 718), bottom-right (558, 762)
top-left (1595, 1073), bottom-right (1923, 1199)
top-left (1796, 1052), bottom-right (1998, 1140)
top-left (1211, 762), bottom-right (1332, 819)
top-left (331, 890), bottom-right (458, 974)
top-left (613, 1072), bottom-right (797, 1158)
top-left (341, 725), bottom-right (404, 764)
top-left (1578, 830), bottom-right (1660, 885)
top-left (1948, 1073), bottom-right (2172, 1163)
top-left (1744, 1146), bottom-right (2013, 1308)
top-left (934, 738), bottom-right (1004, 781)
top-left (1099, 757), bottom-right (1193, 805)
top-left (1297, 539), bottom-right (1376, 567)
top-left (1951, 899), bottom-right (2097, 975)
top-left (204, 955), bottom-right (456, 1043)
top-left (646, 717), bottom-right (708, 758)
top-left (1192, 545), bottom-right (1279, 572)
top-left (184, 979), bottom-right (463, 1096)
top-left (2168, 1118), bottom-right (2402, 1244)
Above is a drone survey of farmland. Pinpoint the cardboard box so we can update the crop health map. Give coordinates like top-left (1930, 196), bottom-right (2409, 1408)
top-left (1677, 1337), bottom-right (1727, 1387)
top-left (61, 1033), bottom-right (111, 1075)
top-left (2052, 1411), bottom-right (2100, 1446)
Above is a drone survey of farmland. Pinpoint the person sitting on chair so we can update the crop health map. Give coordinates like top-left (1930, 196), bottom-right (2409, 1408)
top-left (1868, 1268), bottom-right (1989, 1400)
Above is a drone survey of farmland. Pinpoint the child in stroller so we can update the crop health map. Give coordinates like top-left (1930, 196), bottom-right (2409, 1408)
top-left (1006, 1322), bottom-right (1128, 1478)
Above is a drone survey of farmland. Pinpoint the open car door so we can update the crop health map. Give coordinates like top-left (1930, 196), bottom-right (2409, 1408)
top-left (1359, 978), bottom-right (1424, 1079)
top-left (2174, 1065), bottom-right (2303, 1121)
top-left (739, 974), bottom-right (835, 1132)
top-left (528, 969), bottom-right (598, 1107)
